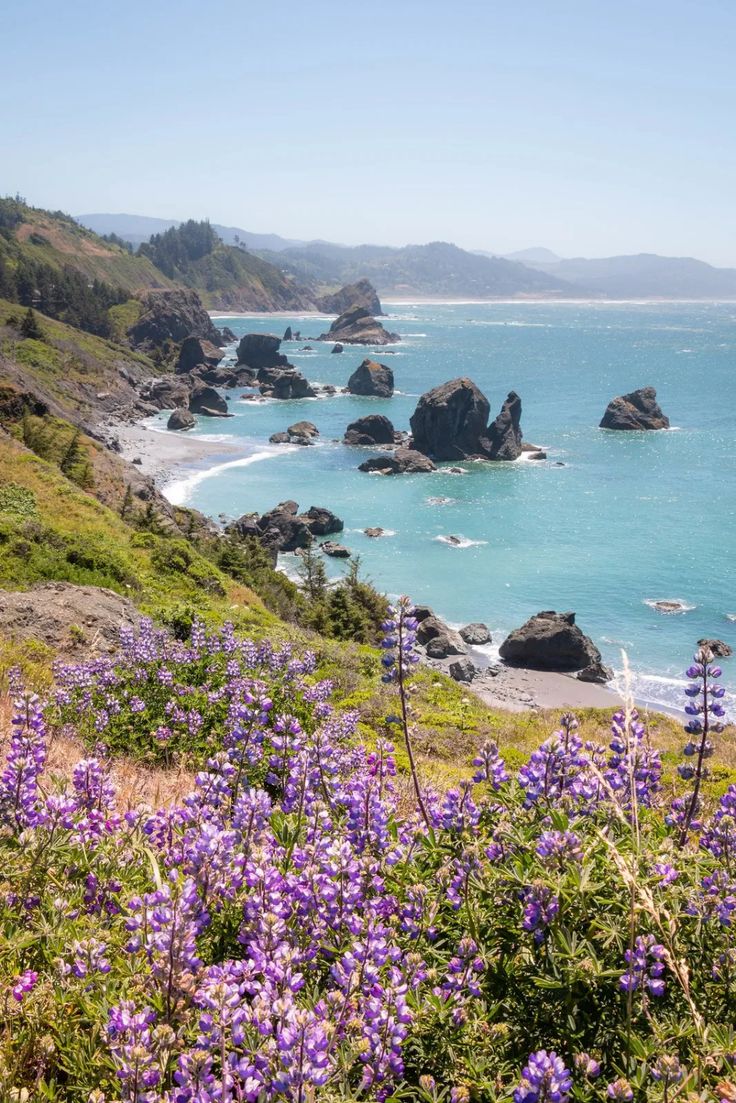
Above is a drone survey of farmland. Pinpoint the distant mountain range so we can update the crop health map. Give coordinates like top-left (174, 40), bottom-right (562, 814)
top-left (502, 250), bottom-right (736, 299)
top-left (77, 213), bottom-right (305, 253)
top-left (76, 213), bottom-right (736, 301)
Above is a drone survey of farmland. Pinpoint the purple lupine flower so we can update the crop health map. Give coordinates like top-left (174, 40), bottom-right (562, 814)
top-left (11, 969), bottom-right (38, 1002)
top-left (520, 884), bottom-right (559, 942)
top-left (605, 708), bottom-right (662, 810)
top-left (619, 934), bottom-right (667, 996)
top-left (380, 598), bottom-right (420, 684)
top-left (0, 692), bottom-right (47, 829)
top-left (472, 740), bottom-right (509, 789)
top-left (536, 830), bottom-right (583, 867)
top-left (674, 647), bottom-right (727, 844)
top-left (514, 1049), bottom-right (572, 1103)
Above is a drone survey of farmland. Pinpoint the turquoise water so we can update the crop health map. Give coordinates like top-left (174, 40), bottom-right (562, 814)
top-left (158, 301), bottom-right (736, 711)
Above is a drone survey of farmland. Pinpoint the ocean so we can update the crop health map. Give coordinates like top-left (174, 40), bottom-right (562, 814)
top-left (157, 301), bottom-right (736, 713)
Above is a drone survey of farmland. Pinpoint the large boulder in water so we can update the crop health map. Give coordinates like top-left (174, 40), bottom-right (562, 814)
top-left (304, 506), bottom-right (344, 535)
top-left (257, 367), bottom-right (315, 399)
top-left (499, 611), bottom-right (605, 675)
top-left (344, 414), bottom-right (396, 446)
top-left (317, 279), bottom-right (384, 317)
top-left (480, 391), bottom-right (523, 460)
top-left (410, 377), bottom-right (490, 460)
top-left (600, 387), bottom-right (670, 431)
top-left (320, 306), bottom-right (399, 346)
top-left (347, 358), bottom-right (394, 398)
top-left (188, 382), bottom-right (230, 417)
top-left (236, 333), bottom-right (289, 370)
top-left (176, 335), bottom-right (224, 375)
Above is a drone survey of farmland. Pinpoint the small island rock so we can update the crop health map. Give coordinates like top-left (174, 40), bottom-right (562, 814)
top-left (359, 448), bottom-right (436, 475)
top-left (344, 414), bottom-right (396, 446)
top-left (600, 387), bottom-right (670, 431)
top-left (189, 382), bottom-right (230, 417)
top-left (499, 610), bottom-right (605, 676)
top-left (347, 358), bottom-right (395, 398)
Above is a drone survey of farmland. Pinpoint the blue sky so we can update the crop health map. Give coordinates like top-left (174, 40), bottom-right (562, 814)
top-left (3, 0), bottom-right (735, 263)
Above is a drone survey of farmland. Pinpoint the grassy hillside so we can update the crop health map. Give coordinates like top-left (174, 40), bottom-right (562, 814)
top-left (0, 198), bottom-right (170, 293)
top-left (0, 298), bottom-right (154, 425)
top-left (138, 218), bottom-right (316, 310)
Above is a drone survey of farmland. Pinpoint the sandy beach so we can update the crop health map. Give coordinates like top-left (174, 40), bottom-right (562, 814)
top-left (113, 420), bottom-right (245, 487)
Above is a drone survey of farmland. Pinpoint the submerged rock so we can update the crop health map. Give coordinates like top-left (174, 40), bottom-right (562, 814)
top-left (347, 359), bottom-right (395, 398)
top-left (364, 527), bottom-right (385, 538)
top-left (359, 448), bottom-right (436, 475)
top-left (344, 414), bottom-right (396, 446)
top-left (331, 343), bottom-right (344, 354)
top-left (600, 387), bottom-right (670, 431)
top-left (270, 421), bottom-right (319, 446)
top-left (499, 610), bottom-right (605, 674)
top-left (698, 638), bottom-right (733, 657)
top-left (321, 541), bottom-right (351, 558)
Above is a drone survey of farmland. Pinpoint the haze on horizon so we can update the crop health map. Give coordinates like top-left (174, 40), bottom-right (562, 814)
top-left (3, 0), bottom-right (735, 267)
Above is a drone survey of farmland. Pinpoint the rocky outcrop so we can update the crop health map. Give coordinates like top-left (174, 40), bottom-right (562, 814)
top-left (257, 367), bottom-right (316, 400)
top-left (347, 359), bottom-right (394, 398)
top-left (304, 506), bottom-right (343, 535)
top-left (358, 448), bottom-right (436, 475)
top-left (128, 289), bottom-right (222, 352)
top-left (410, 377), bottom-right (490, 460)
top-left (698, 638), bottom-right (733, 658)
top-left (227, 500), bottom-right (344, 558)
top-left (283, 326), bottom-right (293, 341)
top-left (270, 421), bottom-right (319, 446)
top-left (236, 334), bottom-right (289, 370)
top-left (331, 343), bottom-right (344, 354)
top-left (459, 623), bottom-right (491, 645)
top-left (410, 377), bottom-right (523, 462)
top-left (600, 387), bottom-right (670, 431)
top-left (167, 408), bottom-right (196, 431)
top-left (416, 615), bottom-right (466, 657)
top-left (321, 541), bottom-right (351, 558)
top-left (188, 382), bottom-right (230, 417)
top-left (499, 611), bottom-right (607, 678)
top-left (449, 658), bottom-right (478, 682)
top-left (317, 279), bottom-right (384, 317)
top-left (344, 414), bottom-right (396, 446)
top-left (480, 391), bottom-right (523, 460)
top-left (0, 582), bottom-right (140, 661)
top-left (176, 336), bottom-right (225, 375)
top-left (139, 377), bottom-right (190, 411)
top-left (320, 306), bottom-right (399, 346)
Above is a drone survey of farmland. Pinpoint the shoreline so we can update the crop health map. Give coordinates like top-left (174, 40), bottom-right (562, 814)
top-left (114, 416), bottom-right (670, 718)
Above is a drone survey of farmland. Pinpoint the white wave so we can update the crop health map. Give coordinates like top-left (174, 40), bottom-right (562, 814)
top-left (426, 496), bottom-right (457, 505)
top-left (163, 448), bottom-right (289, 506)
top-left (727, 613), bottom-right (736, 623)
top-left (434, 534), bottom-right (488, 548)
top-left (643, 598), bottom-right (697, 614)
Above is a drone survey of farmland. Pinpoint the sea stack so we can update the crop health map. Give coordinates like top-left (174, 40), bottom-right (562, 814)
top-left (600, 387), bottom-right (670, 430)
top-left (409, 377), bottom-right (523, 461)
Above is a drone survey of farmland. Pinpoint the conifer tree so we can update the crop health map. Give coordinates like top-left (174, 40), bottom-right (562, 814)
top-left (19, 306), bottom-right (43, 340)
